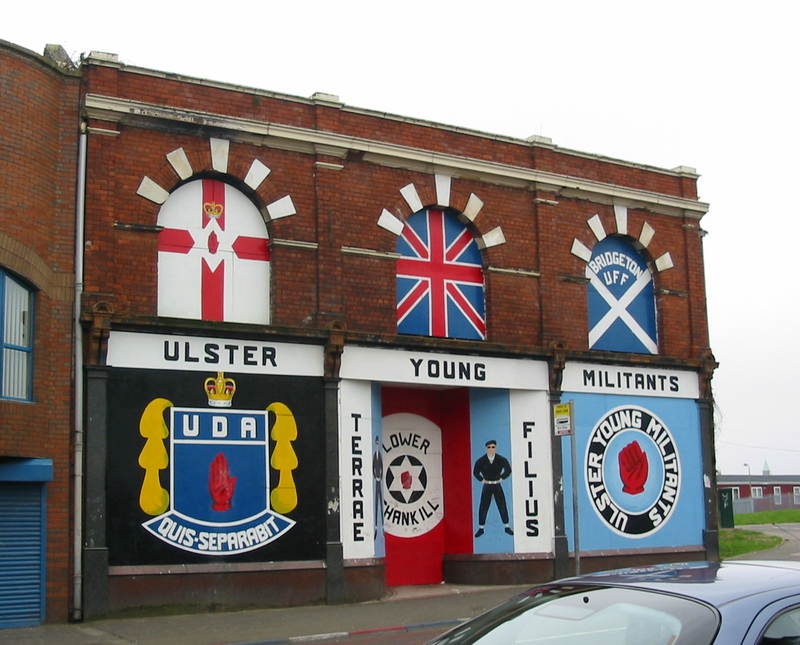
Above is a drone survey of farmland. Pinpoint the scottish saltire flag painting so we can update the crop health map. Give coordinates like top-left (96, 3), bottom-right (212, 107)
top-left (396, 209), bottom-right (485, 340)
top-left (157, 179), bottom-right (271, 324)
top-left (586, 236), bottom-right (657, 354)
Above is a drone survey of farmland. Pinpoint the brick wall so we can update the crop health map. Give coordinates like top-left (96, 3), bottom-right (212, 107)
top-left (79, 61), bottom-right (710, 359)
top-left (79, 60), bottom-right (709, 362)
top-left (0, 41), bottom-right (80, 622)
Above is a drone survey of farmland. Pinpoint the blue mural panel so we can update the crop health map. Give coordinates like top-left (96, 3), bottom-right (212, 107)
top-left (561, 394), bottom-right (704, 551)
top-left (470, 389), bottom-right (514, 553)
top-left (587, 236), bottom-right (657, 354)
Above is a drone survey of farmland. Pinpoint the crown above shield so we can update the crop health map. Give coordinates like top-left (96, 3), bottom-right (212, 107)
top-left (205, 372), bottom-right (235, 407)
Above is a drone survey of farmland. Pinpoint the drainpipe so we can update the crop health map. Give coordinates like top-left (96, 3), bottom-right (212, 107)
top-left (72, 122), bottom-right (88, 621)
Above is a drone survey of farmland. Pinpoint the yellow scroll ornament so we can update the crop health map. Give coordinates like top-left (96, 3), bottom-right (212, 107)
top-left (267, 402), bottom-right (298, 514)
top-left (138, 398), bottom-right (172, 515)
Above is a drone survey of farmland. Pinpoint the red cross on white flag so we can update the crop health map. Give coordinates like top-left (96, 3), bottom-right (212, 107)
top-left (157, 179), bottom-right (271, 323)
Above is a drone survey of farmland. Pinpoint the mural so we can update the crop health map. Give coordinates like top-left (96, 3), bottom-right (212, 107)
top-left (561, 392), bottom-right (704, 551)
top-left (584, 405), bottom-right (680, 537)
top-left (586, 236), bottom-right (657, 354)
top-left (381, 413), bottom-right (444, 538)
top-left (337, 349), bottom-right (553, 580)
top-left (106, 368), bottom-right (325, 565)
top-left (137, 378), bottom-right (298, 556)
top-left (396, 209), bottom-right (485, 340)
top-left (157, 179), bottom-right (271, 324)
top-left (472, 440), bottom-right (513, 538)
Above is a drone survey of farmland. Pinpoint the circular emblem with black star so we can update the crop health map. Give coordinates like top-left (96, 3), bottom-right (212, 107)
top-left (386, 454), bottom-right (428, 505)
top-left (382, 413), bottom-right (444, 538)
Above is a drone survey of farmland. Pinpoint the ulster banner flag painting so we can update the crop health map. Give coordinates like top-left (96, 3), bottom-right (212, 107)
top-left (396, 209), bottom-right (485, 340)
top-left (157, 179), bottom-right (271, 324)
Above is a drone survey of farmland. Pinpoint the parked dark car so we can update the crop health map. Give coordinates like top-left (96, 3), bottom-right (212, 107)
top-left (426, 561), bottom-right (800, 644)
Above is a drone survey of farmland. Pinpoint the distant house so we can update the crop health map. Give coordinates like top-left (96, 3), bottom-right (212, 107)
top-left (718, 465), bottom-right (800, 514)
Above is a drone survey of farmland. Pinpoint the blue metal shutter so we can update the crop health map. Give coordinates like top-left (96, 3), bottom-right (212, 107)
top-left (0, 482), bottom-right (45, 628)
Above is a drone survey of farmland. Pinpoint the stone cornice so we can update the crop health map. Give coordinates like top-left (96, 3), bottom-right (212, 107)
top-left (84, 93), bottom-right (709, 219)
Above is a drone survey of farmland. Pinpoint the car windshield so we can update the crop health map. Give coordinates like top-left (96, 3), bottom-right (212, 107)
top-left (427, 584), bottom-right (719, 645)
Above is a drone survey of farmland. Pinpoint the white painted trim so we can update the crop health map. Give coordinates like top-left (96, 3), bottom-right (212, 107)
top-left (341, 246), bottom-right (400, 259)
top-left (85, 94), bottom-right (709, 219)
top-left (266, 195), bottom-right (296, 221)
top-left (210, 138), bottom-right (229, 173)
top-left (639, 222), bottom-right (656, 248)
top-left (487, 266), bottom-right (541, 277)
top-left (271, 239), bottom-right (318, 250)
top-left (614, 204), bottom-right (628, 235)
top-left (462, 193), bottom-right (484, 222)
top-left (655, 252), bottom-right (674, 272)
top-left (136, 176), bottom-right (169, 204)
top-left (588, 214), bottom-right (606, 241)
top-left (377, 209), bottom-right (405, 236)
top-left (479, 226), bottom-right (506, 249)
top-left (87, 127), bottom-right (119, 137)
top-left (571, 239), bottom-right (592, 262)
top-left (435, 174), bottom-right (451, 207)
top-left (400, 183), bottom-right (423, 213)
top-left (93, 62), bottom-right (698, 179)
top-left (167, 148), bottom-right (193, 180)
top-left (244, 159), bottom-right (271, 189)
top-left (314, 161), bottom-right (344, 171)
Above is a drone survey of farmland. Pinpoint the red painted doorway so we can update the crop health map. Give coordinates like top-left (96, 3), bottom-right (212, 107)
top-left (381, 387), bottom-right (473, 585)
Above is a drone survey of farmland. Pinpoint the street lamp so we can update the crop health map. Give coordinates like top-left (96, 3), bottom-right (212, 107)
top-left (744, 463), bottom-right (752, 512)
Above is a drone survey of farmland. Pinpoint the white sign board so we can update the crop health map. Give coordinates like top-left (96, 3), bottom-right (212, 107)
top-left (561, 363), bottom-right (699, 399)
top-left (340, 346), bottom-right (548, 390)
top-left (106, 331), bottom-right (324, 376)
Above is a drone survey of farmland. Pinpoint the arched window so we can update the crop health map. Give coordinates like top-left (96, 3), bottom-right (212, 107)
top-left (157, 178), bottom-right (271, 324)
top-left (586, 236), bottom-right (657, 354)
top-left (1, 268), bottom-right (34, 400)
top-left (396, 209), bottom-right (485, 340)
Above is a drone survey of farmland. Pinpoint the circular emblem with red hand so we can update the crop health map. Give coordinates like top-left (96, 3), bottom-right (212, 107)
top-left (584, 405), bottom-right (680, 537)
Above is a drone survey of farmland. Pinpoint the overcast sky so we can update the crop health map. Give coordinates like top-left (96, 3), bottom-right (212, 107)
top-left (5, 1), bottom-right (798, 476)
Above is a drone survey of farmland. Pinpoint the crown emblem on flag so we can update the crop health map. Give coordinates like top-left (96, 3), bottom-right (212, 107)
top-left (203, 201), bottom-right (224, 219)
top-left (204, 372), bottom-right (236, 407)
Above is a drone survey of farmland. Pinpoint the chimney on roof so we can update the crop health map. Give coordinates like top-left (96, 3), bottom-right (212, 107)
top-left (43, 44), bottom-right (77, 70)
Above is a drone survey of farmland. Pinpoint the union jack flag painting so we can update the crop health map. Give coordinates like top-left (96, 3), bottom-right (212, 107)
top-left (396, 209), bottom-right (485, 340)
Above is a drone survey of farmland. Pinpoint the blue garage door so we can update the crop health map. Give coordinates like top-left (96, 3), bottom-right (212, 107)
top-left (0, 459), bottom-right (51, 629)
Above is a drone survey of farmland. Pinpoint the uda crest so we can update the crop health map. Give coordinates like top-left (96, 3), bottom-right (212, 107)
top-left (138, 372), bottom-right (297, 555)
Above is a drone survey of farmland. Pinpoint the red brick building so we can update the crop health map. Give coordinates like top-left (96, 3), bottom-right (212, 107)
top-left (1, 39), bottom-right (718, 624)
top-left (0, 40), bottom-right (81, 626)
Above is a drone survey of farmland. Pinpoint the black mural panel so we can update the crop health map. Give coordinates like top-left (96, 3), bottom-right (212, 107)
top-left (106, 368), bottom-right (325, 566)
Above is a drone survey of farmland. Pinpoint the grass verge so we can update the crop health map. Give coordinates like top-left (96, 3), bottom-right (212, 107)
top-left (719, 528), bottom-right (783, 559)
top-left (734, 509), bottom-right (800, 525)
top-left (717, 509), bottom-right (800, 559)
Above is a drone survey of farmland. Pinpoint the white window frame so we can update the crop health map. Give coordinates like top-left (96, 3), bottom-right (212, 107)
top-left (775, 486), bottom-right (782, 504)
top-left (752, 486), bottom-right (763, 499)
top-left (732, 487), bottom-right (740, 500)
top-left (0, 269), bottom-right (34, 401)
top-left (793, 486), bottom-right (800, 505)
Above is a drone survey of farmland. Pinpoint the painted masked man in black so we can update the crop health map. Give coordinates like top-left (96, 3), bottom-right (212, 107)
top-left (473, 440), bottom-right (513, 537)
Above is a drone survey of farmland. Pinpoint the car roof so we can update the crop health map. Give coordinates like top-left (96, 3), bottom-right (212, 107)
top-left (560, 561), bottom-right (800, 607)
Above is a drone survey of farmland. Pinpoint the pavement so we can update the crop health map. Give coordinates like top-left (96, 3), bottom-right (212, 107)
top-left (1, 583), bottom-right (531, 645)
top-left (7, 523), bottom-right (800, 645)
